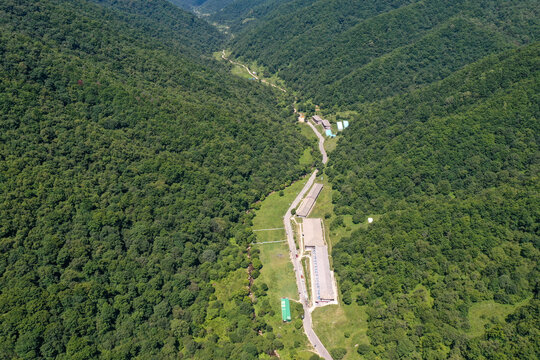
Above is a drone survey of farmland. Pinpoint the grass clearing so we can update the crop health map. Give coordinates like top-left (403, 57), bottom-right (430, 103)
top-left (467, 297), bottom-right (531, 337)
top-left (299, 123), bottom-right (320, 164)
top-left (327, 110), bottom-right (359, 121)
top-left (231, 64), bottom-right (253, 79)
top-left (324, 135), bottom-right (339, 153)
top-left (250, 177), bottom-right (316, 359)
top-left (253, 229), bottom-right (286, 243)
top-left (252, 241), bottom-right (314, 359)
top-left (300, 122), bottom-right (319, 142)
top-left (312, 302), bottom-right (370, 360)
top-left (299, 147), bottom-right (314, 166)
top-left (245, 61), bottom-right (287, 89)
top-left (212, 51), bottom-right (223, 61)
top-left (252, 177), bottom-right (308, 229)
top-left (254, 242), bottom-right (298, 300)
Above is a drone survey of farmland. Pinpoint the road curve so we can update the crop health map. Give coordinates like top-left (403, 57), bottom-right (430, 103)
top-left (306, 121), bottom-right (328, 164)
top-left (283, 121), bottom-right (332, 359)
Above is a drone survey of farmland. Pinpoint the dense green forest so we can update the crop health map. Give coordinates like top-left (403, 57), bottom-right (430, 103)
top-left (217, 1), bottom-right (539, 358)
top-left (230, 0), bottom-right (539, 109)
top-left (168, 0), bottom-right (206, 10)
top-left (168, 0), bottom-right (290, 32)
top-left (205, 0), bottom-right (288, 31)
top-left (2, 0), bottom-right (539, 359)
top-left (328, 44), bottom-right (539, 359)
top-left (0, 0), bottom-right (314, 359)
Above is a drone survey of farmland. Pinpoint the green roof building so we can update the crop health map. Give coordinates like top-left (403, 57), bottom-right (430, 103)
top-left (281, 298), bottom-right (291, 322)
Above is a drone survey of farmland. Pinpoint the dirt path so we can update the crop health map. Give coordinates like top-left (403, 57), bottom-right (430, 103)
top-left (221, 50), bottom-right (287, 93)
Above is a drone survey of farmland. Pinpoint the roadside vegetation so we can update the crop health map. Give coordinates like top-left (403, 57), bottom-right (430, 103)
top-left (250, 177), bottom-right (317, 359)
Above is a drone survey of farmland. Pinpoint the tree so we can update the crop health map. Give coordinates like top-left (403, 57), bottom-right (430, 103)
top-left (330, 347), bottom-right (347, 360)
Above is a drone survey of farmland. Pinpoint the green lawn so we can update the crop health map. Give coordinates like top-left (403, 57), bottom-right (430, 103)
top-left (312, 303), bottom-right (370, 360)
top-left (252, 177), bottom-right (308, 229)
top-left (250, 178), bottom-right (317, 359)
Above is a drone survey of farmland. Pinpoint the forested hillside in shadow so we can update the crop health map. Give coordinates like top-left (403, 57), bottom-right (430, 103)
top-left (231, 0), bottom-right (538, 109)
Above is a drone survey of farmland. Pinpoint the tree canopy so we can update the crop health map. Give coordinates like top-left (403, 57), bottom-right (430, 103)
top-left (0, 0), bottom-right (311, 358)
top-left (328, 44), bottom-right (539, 359)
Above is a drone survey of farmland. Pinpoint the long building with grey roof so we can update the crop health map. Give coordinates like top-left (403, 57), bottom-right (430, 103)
top-left (312, 115), bottom-right (323, 124)
top-left (311, 245), bottom-right (334, 302)
top-left (302, 217), bottom-right (336, 303)
top-left (296, 183), bottom-right (323, 217)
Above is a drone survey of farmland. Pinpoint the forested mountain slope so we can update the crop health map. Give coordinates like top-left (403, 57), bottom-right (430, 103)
top-left (92, 0), bottom-right (224, 54)
top-left (328, 44), bottom-right (539, 359)
top-left (205, 0), bottom-right (289, 30)
top-left (0, 0), bottom-right (310, 359)
top-left (198, 0), bottom-right (238, 14)
top-left (167, 0), bottom-right (204, 10)
top-left (202, 0), bottom-right (538, 358)
top-left (231, 0), bottom-right (539, 109)
top-left (168, 0), bottom-right (290, 32)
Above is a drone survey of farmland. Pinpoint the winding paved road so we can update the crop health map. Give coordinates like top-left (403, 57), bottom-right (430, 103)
top-left (224, 51), bottom-right (331, 357)
top-left (283, 123), bottom-right (332, 359)
top-left (307, 121), bottom-right (328, 165)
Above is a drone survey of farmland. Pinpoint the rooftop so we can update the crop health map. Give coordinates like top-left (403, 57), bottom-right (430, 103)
top-left (296, 183), bottom-right (323, 217)
top-left (321, 119), bottom-right (331, 129)
top-left (312, 245), bottom-right (335, 301)
top-left (303, 218), bottom-right (325, 247)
